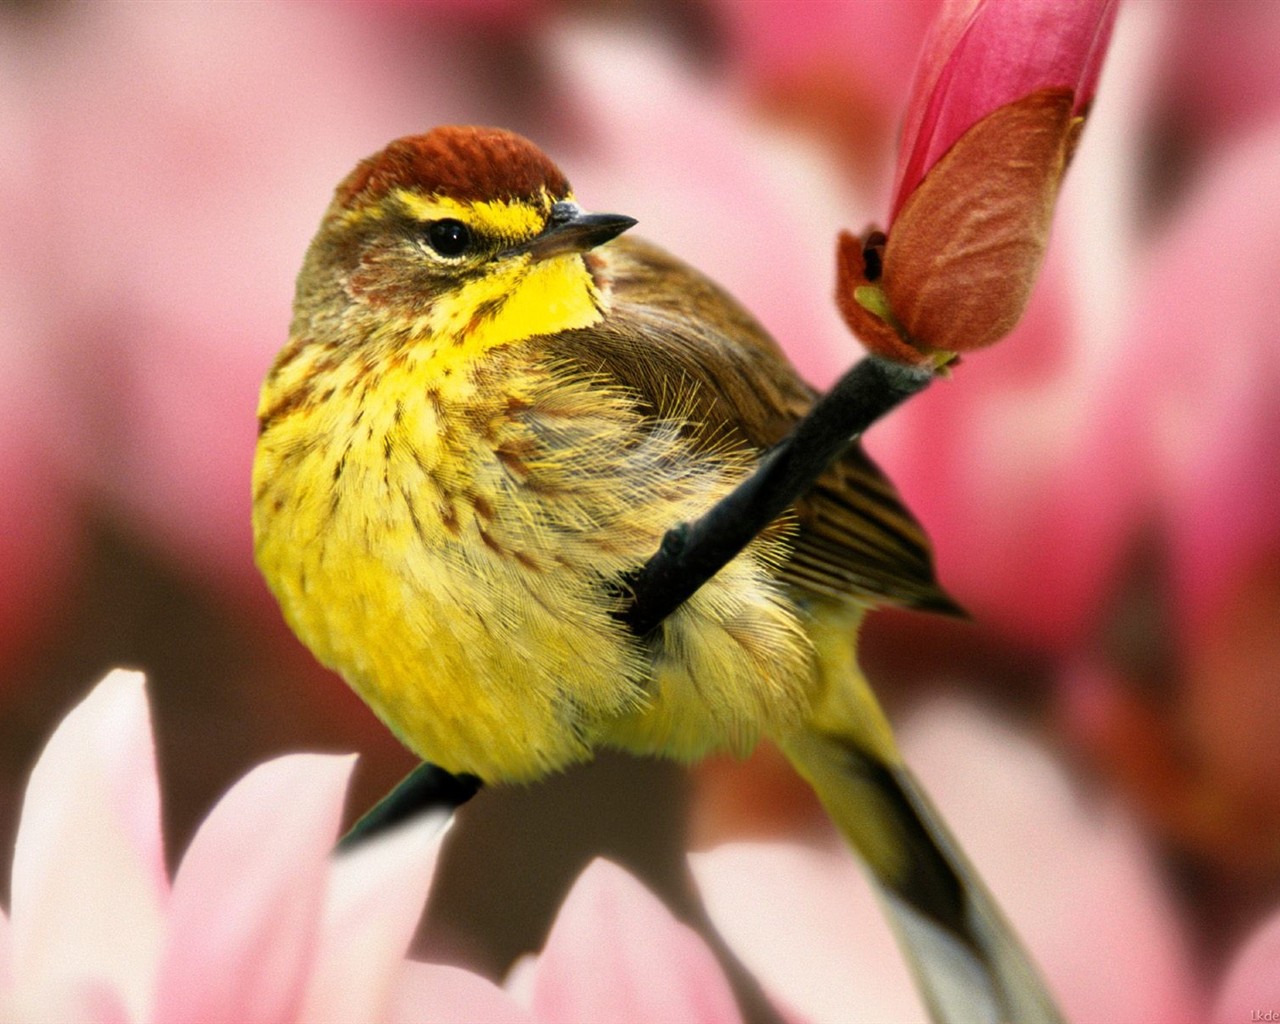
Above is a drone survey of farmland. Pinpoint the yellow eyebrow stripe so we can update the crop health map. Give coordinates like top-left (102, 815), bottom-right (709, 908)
top-left (394, 189), bottom-right (565, 239)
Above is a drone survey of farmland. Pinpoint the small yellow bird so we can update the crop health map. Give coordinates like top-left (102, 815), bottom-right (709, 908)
top-left (253, 126), bottom-right (1059, 1023)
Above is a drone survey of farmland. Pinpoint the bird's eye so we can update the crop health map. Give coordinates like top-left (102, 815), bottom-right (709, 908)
top-left (426, 219), bottom-right (472, 257)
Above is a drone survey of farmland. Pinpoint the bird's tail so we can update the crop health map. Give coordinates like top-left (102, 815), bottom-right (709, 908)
top-left (778, 608), bottom-right (1062, 1024)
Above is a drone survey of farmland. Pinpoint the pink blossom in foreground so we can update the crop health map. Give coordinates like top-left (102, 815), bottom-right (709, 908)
top-left (1, 669), bottom-right (446, 1022)
top-left (692, 699), bottom-right (1206, 1024)
top-left (1, 670), bottom-right (761, 1023)
top-left (838, 0), bottom-right (1119, 363)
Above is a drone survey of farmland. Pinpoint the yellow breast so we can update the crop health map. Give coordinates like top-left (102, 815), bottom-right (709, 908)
top-left (253, 258), bottom-right (816, 781)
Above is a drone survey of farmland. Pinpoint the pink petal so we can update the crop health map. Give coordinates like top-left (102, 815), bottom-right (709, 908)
top-left (62, 982), bottom-right (134, 1024)
top-left (892, 0), bottom-right (1119, 216)
top-left (388, 962), bottom-right (535, 1024)
top-left (1214, 903), bottom-right (1280, 1024)
top-left (715, 0), bottom-right (937, 119)
top-left (1130, 122), bottom-right (1280, 638)
top-left (8, 670), bottom-right (166, 1021)
top-left (300, 813), bottom-right (452, 1023)
top-left (552, 23), bottom-right (866, 389)
top-left (152, 753), bottom-right (355, 1024)
top-left (531, 858), bottom-right (743, 1024)
top-left (903, 699), bottom-right (1206, 1023)
top-left (692, 841), bottom-right (924, 1023)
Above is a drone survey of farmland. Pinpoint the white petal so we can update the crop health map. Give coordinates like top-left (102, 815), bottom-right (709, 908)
top-left (300, 812), bottom-right (452, 1023)
top-left (692, 840), bottom-right (922, 1023)
top-left (9, 670), bottom-right (166, 1021)
top-left (1, 905), bottom-right (11, 996)
top-left (388, 961), bottom-right (535, 1024)
top-left (152, 753), bottom-right (354, 1024)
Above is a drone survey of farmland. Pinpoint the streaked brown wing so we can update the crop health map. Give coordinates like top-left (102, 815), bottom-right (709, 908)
top-left (549, 236), bottom-right (956, 613)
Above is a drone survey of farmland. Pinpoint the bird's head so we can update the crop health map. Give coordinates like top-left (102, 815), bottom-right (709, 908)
top-left (296, 126), bottom-right (636, 352)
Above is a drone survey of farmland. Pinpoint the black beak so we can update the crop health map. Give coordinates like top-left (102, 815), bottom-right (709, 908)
top-left (517, 202), bottom-right (637, 259)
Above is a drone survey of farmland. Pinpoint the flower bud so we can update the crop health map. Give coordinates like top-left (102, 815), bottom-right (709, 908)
top-left (840, 0), bottom-right (1118, 362)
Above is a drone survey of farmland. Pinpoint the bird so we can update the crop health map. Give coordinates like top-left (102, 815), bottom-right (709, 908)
top-left (252, 125), bottom-right (1061, 1024)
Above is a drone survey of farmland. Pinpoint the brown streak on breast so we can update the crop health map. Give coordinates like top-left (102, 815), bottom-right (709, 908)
top-left (477, 526), bottom-right (504, 556)
top-left (496, 450), bottom-right (528, 480)
top-left (495, 438), bottom-right (538, 480)
top-left (511, 549), bottom-right (541, 572)
top-left (463, 294), bottom-right (508, 341)
top-left (268, 336), bottom-right (312, 380)
top-left (440, 500), bottom-right (460, 536)
top-left (400, 486), bottom-right (428, 545)
top-left (258, 382), bottom-right (314, 435)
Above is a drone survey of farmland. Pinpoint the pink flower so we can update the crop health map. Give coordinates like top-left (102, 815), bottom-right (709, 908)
top-left (1, 670), bottom-right (760, 1023)
top-left (2, 668), bottom-right (447, 1022)
top-left (692, 699), bottom-right (1206, 1023)
top-left (837, 0), bottom-right (1119, 362)
top-left (388, 857), bottom-right (755, 1024)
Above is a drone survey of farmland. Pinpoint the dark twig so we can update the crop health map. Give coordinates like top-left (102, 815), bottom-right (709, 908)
top-left (620, 355), bottom-right (934, 636)
top-left (337, 353), bottom-right (935, 850)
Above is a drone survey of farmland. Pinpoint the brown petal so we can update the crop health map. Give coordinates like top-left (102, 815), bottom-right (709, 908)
top-left (882, 88), bottom-right (1076, 353)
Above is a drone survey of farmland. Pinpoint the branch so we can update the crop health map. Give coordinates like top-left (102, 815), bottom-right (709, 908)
top-left (619, 355), bottom-right (934, 636)
top-left (337, 353), bottom-right (935, 849)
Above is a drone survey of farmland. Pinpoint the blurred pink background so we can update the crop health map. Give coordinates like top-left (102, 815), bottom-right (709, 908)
top-left (2, 0), bottom-right (1278, 1016)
